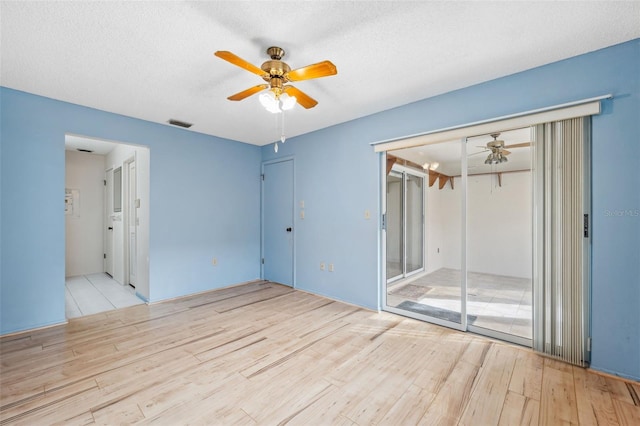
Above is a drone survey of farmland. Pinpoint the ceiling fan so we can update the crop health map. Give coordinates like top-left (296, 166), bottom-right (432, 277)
top-left (475, 133), bottom-right (531, 164)
top-left (214, 46), bottom-right (337, 110)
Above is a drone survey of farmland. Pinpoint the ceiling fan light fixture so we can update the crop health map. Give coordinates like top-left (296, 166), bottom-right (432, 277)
top-left (259, 91), bottom-right (281, 113)
top-left (485, 153), bottom-right (504, 165)
top-left (259, 90), bottom-right (297, 113)
top-left (280, 93), bottom-right (297, 111)
top-left (422, 161), bottom-right (439, 170)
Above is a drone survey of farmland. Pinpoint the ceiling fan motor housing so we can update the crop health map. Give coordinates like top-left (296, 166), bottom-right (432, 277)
top-left (261, 60), bottom-right (290, 78)
top-left (261, 47), bottom-right (291, 95)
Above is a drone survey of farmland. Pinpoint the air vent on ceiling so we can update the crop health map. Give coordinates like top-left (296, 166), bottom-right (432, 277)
top-left (77, 148), bottom-right (93, 153)
top-left (168, 119), bottom-right (193, 128)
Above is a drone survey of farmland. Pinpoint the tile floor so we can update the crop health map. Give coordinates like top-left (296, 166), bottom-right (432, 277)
top-left (65, 273), bottom-right (145, 319)
top-left (387, 267), bottom-right (532, 339)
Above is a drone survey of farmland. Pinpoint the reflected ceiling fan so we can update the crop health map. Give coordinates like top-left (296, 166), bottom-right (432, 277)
top-left (214, 46), bottom-right (337, 111)
top-left (474, 133), bottom-right (531, 164)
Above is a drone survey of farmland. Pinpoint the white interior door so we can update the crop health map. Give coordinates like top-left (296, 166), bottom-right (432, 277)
top-left (105, 168), bottom-right (114, 276)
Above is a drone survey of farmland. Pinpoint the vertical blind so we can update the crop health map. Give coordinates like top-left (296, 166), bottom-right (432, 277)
top-left (532, 117), bottom-right (590, 366)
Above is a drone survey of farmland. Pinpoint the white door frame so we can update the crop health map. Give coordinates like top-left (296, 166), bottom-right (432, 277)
top-left (123, 155), bottom-right (137, 287)
top-left (104, 167), bottom-right (114, 277)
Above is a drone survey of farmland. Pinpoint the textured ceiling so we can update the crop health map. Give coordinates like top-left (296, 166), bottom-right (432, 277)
top-left (2, 1), bottom-right (639, 146)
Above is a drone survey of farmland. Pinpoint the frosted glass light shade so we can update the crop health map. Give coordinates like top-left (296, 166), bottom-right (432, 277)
top-left (280, 93), bottom-right (297, 110)
top-left (259, 91), bottom-right (281, 114)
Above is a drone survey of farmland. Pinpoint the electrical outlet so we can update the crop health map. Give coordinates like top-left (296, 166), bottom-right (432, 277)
top-left (212, 257), bottom-right (218, 266)
top-left (329, 263), bottom-right (334, 272)
top-left (320, 262), bottom-right (325, 271)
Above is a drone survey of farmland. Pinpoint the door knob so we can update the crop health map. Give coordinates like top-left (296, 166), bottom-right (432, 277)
top-left (286, 227), bottom-right (292, 232)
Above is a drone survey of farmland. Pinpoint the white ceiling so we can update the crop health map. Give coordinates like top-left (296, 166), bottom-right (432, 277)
top-left (65, 134), bottom-right (120, 155)
top-left (2, 1), bottom-right (639, 147)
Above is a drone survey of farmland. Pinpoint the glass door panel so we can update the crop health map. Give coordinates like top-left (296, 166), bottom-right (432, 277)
top-left (385, 141), bottom-right (463, 329)
top-left (386, 171), bottom-right (403, 281)
top-left (465, 129), bottom-right (533, 344)
top-left (405, 173), bottom-right (424, 275)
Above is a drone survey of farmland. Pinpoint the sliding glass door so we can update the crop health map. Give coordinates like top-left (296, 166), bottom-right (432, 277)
top-left (381, 110), bottom-right (594, 360)
top-left (384, 130), bottom-right (535, 340)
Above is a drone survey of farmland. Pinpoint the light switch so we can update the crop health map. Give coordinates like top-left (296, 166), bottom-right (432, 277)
top-left (364, 210), bottom-right (371, 219)
top-left (300, 200), bottom-right (305, 208)
top-left (300, 210), bottom-right (305, 219)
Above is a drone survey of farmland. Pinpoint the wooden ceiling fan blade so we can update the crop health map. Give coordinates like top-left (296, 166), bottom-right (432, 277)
top-left (228, 84), bottom-right (269, 101)
top-left (504, 142), bottom-right (531, 149)
top-left (502, 149), bottom-right (512, 155)
top-left (215, 51), bottom-right (266, 77)
top-left (283, 86), bottom-right (318, 109)
top-left (287, 60), bottom-right (337, 81)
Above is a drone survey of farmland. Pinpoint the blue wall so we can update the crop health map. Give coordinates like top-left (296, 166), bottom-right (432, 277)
top-left (262, 125), bottom-right (382, 310)
top-left (1, 88), bottom-right (262, 334)
top-left (1, 39), bottom-right (638, 380)
top-left (263, 39), bottom-right (639, 380)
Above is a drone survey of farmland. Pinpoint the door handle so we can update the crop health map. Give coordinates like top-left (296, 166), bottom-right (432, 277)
top-left (108, 227), bottom-right (113, 230)
top-left (286, 227), bottom-right (292, 232)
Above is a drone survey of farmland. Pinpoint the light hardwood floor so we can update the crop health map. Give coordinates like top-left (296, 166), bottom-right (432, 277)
top-left (1, 281), bottom-right (638, 425)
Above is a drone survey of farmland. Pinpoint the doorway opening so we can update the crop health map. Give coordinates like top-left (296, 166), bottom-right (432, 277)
top-left (64, 134), bottom-right (150, 318)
